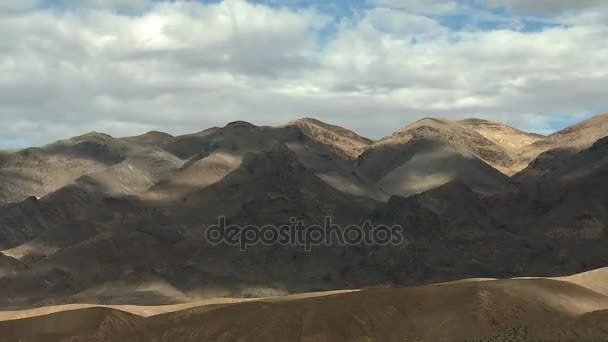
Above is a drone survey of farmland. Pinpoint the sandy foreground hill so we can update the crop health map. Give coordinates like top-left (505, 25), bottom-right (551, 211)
top-left (0, 268), bottom-right (607, 341)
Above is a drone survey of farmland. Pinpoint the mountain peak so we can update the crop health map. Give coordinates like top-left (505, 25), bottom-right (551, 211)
top-left (286, 117), bottom-right (373, 159)
top-left (77, 131), bottom-right (113, 139)
top-left (458, 118), bottom-right (545, 155)
top-left (225, 121), bottom-right (257, 129)
top-left (144, 130), bottom-right (173, 137)
top-left (289, 117), bottom-right (324, 125)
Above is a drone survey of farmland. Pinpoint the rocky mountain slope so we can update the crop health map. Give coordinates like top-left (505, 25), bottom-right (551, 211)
top-left (0, 114), bottom-right (607, 316)
top-left (459, 118), bottom-right (545, 153)
top-left (516, 112), bottom-right (608, 177)
top-left (355, 118), bottom-right (517, 196)
top-left (283, 117), bottom-right (373, 159)
top-left (0, 131), bottom-right (182, 205)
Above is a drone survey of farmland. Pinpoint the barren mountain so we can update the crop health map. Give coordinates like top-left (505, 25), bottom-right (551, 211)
top-left (0, 131), bottom-right (182, 205)
top-left (534, 136), bottom-right (608, 183)
top-left (356, 118), bottom-right (516, 197)
top-left (148, 120), bottom-right (385, 202)
top-left (459, 118), bottom-right (545, 153)
top-left (267, 122), bottom-right (386, 201)
top-left (167, 143), bottom-right (377, 226)
top-left (284, 117), bottom-right (373, 159)
top-left (0, 141), bottom-right (380, 310)
top-left (146, 121), bottom-right (275, 201)
top-left (515, 112), bottom-right (608, 177)
top-left (1, 115), bottom-right (608, 341)
top-left (0, 252), bottom-right (23, 278)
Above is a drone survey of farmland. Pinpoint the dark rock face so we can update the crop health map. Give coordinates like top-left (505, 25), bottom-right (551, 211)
top-left (0, 116), bottom-right (607, 311)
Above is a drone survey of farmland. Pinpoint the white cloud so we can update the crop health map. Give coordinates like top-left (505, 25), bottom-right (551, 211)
top-left (0, 0), bottom-right (607, 147)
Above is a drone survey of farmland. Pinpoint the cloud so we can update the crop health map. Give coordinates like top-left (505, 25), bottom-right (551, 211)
top-left (54, 0), bottom-right (153, 11)
top-left (366, 0), bottom-right (459, 15)
top-left (0, 0), bottom-right (607, 147)
top-left (482, 0), bottom-right (607, 15)
top-left (0, 0), bottom-right (40, 14)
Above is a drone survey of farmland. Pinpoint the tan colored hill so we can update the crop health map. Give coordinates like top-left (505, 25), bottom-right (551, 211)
top-left (146, 122), bottom-right (274, 201)
top-left (356, 118), bottom-right (516, 197)
top-left (121, 130), bottom-right (174, 148)
top-left (0, 131), bottom-right (182, 205)
top-left (268, 122), bottom-right (387, 201)
top-left (148, 120), bottom-right (385, 202)
top-left (533, 136), bottom-right (608, 183)
top-left (3, 114), bottom-right (606, 205)
top-left (1, 268), bottom-right (608, 341)
top-left (285, 117), bottom-right (373, 159)
top-left (545, 112), bottom-right (608, 147)
top-left (459, 118), bottom-right (545, 153)
top-left (515, 113), bottom-right (608, 177)
top-left (553, 267), bottom-right (608, 296)
top-left (0, 132), bottom-right (120, 204)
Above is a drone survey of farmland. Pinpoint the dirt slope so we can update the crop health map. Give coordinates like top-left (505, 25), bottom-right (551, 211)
top-left (0, 252), bottom-right (24, 278)
top-left (1, 271), bottom-right (608, 341)
top-left (149, 120), bottom-right (385, 202)
top-left (356, 118), bottom-right (516, 196)
top-left (515, 112), bottom-right (608, 176)
top-left (285, 117), bottom-right (373, 159)
top-left (1, 115), bottom-right (608, 325)
top-left (459, 118), bottom-right (545, 153)
top-left (0, 131), bottom-right (182, 205)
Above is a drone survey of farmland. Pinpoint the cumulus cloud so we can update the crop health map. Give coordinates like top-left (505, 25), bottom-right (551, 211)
top-left (0, 0), bottom-right (607, 147)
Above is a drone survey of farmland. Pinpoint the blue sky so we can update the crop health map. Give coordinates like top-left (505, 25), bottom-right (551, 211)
top-left (38, 0), bottom-right (563, 32)
top-left (0, 0), bottom-right (607, 147)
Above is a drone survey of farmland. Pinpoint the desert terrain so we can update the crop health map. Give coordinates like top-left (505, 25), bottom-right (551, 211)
top-left (1, 114), bottom-right (608, 341)
top-left (1, 268), bottom-right (608, 341)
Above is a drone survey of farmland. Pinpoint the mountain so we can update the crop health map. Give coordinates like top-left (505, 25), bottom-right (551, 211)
top-left (1, 114), bottom-right (608, 322)
top-left (267, 121), bottom-right (387, 201)
top-left (148, 120), bottom-right (386, 202)
top-left (0, 131), bottom-right (182, 205)
top-left (530, 136), bottom-right (608, 184)
top-left (356, 118), bottom-right (516, 197)
top-left (164, 143), bottom-right (377, 226)
top-left (459, 118), bottom-right (545, 153)
top-left (0, 138), bottom-right (380, 310)
top-left (0, 252), bottom-right (24, 278)
top-left (283, 117), bottom-right (373, 159)
top-left (515, 113), bottom-right (608, 177)
top-left (146, 122), bottom-right (275, 201)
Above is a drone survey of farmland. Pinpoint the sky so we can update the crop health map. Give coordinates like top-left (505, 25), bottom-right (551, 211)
top-left (1, 0), bottom-right (607, 148)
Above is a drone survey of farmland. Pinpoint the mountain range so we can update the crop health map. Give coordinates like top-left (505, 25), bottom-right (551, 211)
top-left (1, 113), bottom-right (608, 340)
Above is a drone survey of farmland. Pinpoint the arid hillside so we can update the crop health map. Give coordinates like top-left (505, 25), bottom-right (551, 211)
top-left (0, 115), bottom-right (607, 320)
top-left (1, 268), bottom-right (608, 342)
